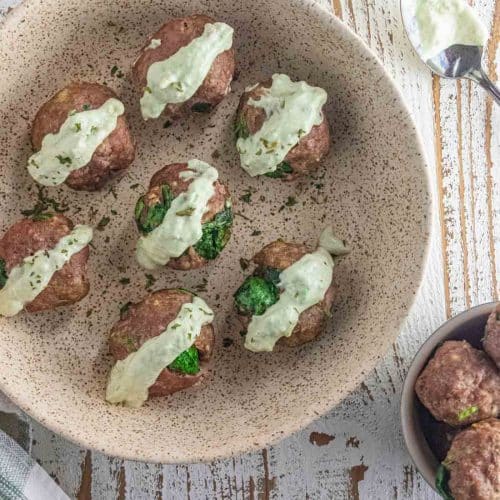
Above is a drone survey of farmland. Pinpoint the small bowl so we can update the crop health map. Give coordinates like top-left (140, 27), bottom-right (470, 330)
top-left (401, 301), bottom-right (498, 491)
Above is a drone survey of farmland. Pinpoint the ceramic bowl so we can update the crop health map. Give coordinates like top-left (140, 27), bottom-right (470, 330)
top-left (0, 0), bottom-right (430, 462)
top-left (401, 302), bottom-right (498, 491)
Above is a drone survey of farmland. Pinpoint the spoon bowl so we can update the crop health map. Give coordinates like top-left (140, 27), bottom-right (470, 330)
top-left (401, 0), bottom-right (500, 104)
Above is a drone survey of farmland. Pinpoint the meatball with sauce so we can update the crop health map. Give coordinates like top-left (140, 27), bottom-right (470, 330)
top-left (107, 289), bottom-right (215, 405)
top-left (234, 228), bottom-right (348, 351)
top-left (484, 303), bottom-right (500, 368)
top-left (30, 82), bottom-right (135, 191)
top-left (415, 340), bottom-right (500, 427)
top-left (133, 14), bottom-right (235, 122)
top-left (134, 160), bottom-right (233, 271)
top-left (234, 74), bottom-right (331, 181)
top-left (0, 214), bottom-right (92, 316)
top-left (442, 418), bottom-right (500, 500)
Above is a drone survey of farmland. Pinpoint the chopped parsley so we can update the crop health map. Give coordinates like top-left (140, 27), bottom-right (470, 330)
top-left (265, 161), bottom-right (293, 179)
top-left (191, 102), bottom-right (212, 113)
top-left (21, 186), bottom-right (68, 220)
top-left (175, 207), bottom-right (195, 217)
top-left (82, 104), bottom-right (91, 111)
top-left (73, 122), bottom-right (82, 132)
top-left (145, 273), bottom-right (156, 289)
top-left (56, 155), bottom-right (72, 165)
top-left (96, 216), bottom-right (110, 231)
top-left (119, 301), bottom-right (132, 318)
top-left (234, 115), bottom-right (250, 140)
top-left (239, 188), bottom-right (254, 203)
top-left (111, 65), bottom-right (124, 78)
top-left (285, 196), bottom-right (297, 207)
top-left (119, 277), bottom-right (130, 285)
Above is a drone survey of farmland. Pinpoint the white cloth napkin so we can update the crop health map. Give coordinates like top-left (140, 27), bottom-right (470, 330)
top-left (0, 394), bottom-right (69, 500)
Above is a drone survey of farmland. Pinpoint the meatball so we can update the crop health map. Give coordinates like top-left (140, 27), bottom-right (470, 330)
top-left (235, 78), bottom-right (330, 181)
top-left (0, 215), bottom-right (90, 313)
top-left (134, 162), bottom-right (233, 270)
top-left (31, 82), bottom-right (135, 191)
top-left (108, 289), bottom-right (215, 396)
top-left (133, 14), bottom-right (235, 122)
top-left (415, 340), bottom-right (500, 427)
top-left (443, 418), bottom-right (500, 500)
top-left (234, 240), bottom-right (336, 347)
top-left (484, 303), bottom-right (500, 368)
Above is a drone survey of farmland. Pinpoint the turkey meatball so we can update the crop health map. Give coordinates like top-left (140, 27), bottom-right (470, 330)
top-left (415, 340), bottom-right (500, 427)
top-left (108, 289), bottom-right (215, 398)
top-left (30, 82), bottom-right (135, 191)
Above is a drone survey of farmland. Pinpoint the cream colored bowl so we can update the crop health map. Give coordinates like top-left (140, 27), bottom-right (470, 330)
top-left (0, 0), bottom-right (430, 462)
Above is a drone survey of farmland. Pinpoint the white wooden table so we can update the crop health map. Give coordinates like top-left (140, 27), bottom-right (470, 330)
top-left (0, 0), bottom-right (498, 498)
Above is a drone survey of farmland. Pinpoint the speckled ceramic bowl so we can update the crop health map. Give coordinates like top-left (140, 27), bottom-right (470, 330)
top-left (0, 0), bottom-right (430, 462)
top-left (401, 302), bottom-right (497, 492)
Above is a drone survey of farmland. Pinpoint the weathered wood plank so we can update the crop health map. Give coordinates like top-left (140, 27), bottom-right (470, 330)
top-left (0, 0), bottom-right (498, 498)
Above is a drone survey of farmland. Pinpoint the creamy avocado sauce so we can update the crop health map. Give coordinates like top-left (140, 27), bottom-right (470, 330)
top-left (147, 38), bottom-right (162, 50)
top-left (136, 159), bottom-right (218, 270)
top-left (106, 296), bottom-right (214, 408)
top-left (415, 0), bottom-right (488, 61)
top-left (140, 22), bottom-right (233, 120)
top-left (0, 225), bottom-right (93, 317)
top-left (28, 98), bottom-right (124, 186)
top-left (237, 74), bottom-right (327, 177)
top-left (244, 227), bottom-right (347, 352)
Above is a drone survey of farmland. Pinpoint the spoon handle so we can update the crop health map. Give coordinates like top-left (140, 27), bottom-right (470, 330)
top-left (468, 67), bottom-right (500, 106)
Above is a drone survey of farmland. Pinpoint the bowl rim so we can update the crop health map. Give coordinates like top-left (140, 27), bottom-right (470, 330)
top-left (0, 0), bottom-right (433, 463)
top-left (400, 301), bottom-right (498, 491)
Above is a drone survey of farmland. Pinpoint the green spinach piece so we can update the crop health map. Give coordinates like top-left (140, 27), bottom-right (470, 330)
top-left (134, 185), bottom-right (174, 234)
top-left (234, 276), bottom-right (279, 316)
top-left (194, 206), bottom-right (233, 260)
top-left (0, 259), bottom-right (8, 289)
top-left (435, 464), bottom-right (454, 500)
top-left (168, 346), bottom-right (200, 375)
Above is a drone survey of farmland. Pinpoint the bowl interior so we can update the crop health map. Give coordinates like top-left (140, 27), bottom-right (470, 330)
top-left (0, 0), bottom-right (430, 462)
top-left (401, 302), bottom-right (497, 490)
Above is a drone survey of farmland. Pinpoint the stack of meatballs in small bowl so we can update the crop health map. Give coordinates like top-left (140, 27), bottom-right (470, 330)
top-left (0, 14), bottom-right (348, 409)
top-left (414, 304), bottom-right (500, 500)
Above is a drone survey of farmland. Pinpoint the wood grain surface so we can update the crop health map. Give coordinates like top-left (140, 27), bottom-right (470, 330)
top-left (0, 0), bottom-right (498, 498)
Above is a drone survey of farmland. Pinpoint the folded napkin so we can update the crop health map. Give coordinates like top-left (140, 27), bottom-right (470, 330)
top-left (0, 430), bottom-right (69, 500)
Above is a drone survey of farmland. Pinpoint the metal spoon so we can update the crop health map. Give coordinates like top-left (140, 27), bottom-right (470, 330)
top-left (401, 0), bottom-right (500, 105)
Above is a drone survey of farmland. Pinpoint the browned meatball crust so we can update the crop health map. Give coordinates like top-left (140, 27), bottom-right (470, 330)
top-left (240, 240), bottom-right (336, 347)
top-left (108, 289), bottom-right (215, 396)
top-left (484, 303), bottom-right (500, 368)
top-left (236, 80), bottom-right (331, 181)
top-left (136, 162), bottom-right (232, 270)
top-left (0, 215), bottom-right (90, 312)
top-left (415, 340), bottom-right (500, 426)
top-left (133, 14), bottom-right (235, 122)
top-left (31, 82), bottom-right (135, 191)
top-left (445, 418), bottom-right (500, 500)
